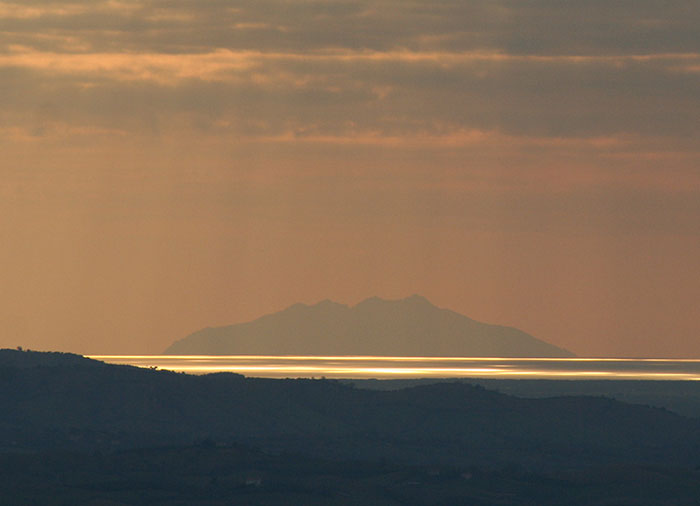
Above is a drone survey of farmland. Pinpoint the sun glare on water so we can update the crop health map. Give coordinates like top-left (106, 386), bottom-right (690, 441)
top-left (88, 355), bottom-right (700, 380)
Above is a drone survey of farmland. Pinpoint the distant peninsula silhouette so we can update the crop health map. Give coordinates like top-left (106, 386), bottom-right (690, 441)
top-left (165, 295), bottom-right (574, 357)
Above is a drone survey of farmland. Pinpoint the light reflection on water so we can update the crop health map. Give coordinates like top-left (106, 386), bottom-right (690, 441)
top-left (88, 355), bottom-right (700, 380)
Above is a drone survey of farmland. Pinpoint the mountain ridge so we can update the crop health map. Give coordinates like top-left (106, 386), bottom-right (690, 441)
top-left (3, 348), bottom-right (700, 504)
top-left (0, 348), bottom-right (697, 470)
top-left (165, 295), bottom-right (574, 357)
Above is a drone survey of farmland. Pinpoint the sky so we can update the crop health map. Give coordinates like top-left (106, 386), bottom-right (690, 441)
top-left (2, 0), bottom-right (699, 357)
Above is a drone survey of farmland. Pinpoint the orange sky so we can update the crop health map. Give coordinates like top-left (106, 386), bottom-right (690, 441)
top-left (2, 0), bottom-right (699, 356)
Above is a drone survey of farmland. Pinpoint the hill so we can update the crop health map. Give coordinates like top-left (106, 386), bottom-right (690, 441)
top-left (4, 444), bottom-right (700, 505)
top-left (1, 349), bottom-right (696, 471)
top-left (4, 349), bottom-right (700, 504)
top-left (165, 295), bottom-right (573, 357)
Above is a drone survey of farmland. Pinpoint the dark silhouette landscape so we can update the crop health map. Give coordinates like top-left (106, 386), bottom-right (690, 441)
top-left (5, 0), bottom-right (699, 503)
top-left (165, 295), bottom-right (574, 357)
top-left (2, 349), bottom-right (700, 504)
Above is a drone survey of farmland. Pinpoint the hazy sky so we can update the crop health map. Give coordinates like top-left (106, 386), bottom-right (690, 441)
top-left (2, 0), bottom-right (699, 357)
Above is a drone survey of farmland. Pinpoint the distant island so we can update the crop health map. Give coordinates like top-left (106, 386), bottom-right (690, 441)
top-left (165, 295), bottom-right (574, 357)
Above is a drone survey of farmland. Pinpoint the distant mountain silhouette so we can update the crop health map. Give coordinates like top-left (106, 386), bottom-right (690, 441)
top-left (165, 295), bottom-right (574, 357)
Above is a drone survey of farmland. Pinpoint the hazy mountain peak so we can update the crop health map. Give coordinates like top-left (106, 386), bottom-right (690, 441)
top-left (355, 295), bottom-right (383, 305)
top-left (283, 302), bottom-right (308, 311)
top-left (353, 294), bottom-right (434, 309)
top-left (404, 294), bottom-right (433, 306)
top-left (313, 299), bottom-right (347, 309)
top-left (165, 295), bottom-right (574, 357)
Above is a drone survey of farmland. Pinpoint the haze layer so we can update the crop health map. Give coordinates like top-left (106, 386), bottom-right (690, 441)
top-left (2, 0), bottom-right (699, 357)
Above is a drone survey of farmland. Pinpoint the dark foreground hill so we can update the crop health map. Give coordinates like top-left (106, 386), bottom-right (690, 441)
top-left (3, 444), bottom-right (700, 506)
top-left (3, 349), bottom-right (700, 504)
top-left (165, 295), bottom-right (574, 357)
top-left (1, 349), bottom-right (697, 469)
top-left (349, 378), bottom-right (700, 418)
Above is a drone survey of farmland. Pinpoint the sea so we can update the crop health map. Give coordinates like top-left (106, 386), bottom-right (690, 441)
top-left (88, 355), bottom-right (700, 380)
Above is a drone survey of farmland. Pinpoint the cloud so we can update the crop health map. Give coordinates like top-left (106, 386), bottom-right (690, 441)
top-left (2, 0), bottom-right (699, 198)
top-left (2, 0), bottom-right (699, 143)
top-left (1, 0), bottom-right (699, 55)
top-left (2, 46), bottom-right (699, 144)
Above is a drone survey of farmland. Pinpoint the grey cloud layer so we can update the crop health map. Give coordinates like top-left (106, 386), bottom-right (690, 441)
top-left (3, 54), bottom-right (699, 142)
top-left (2, 0), bottom-right (700, 54)
top-left (2, 0), bottom-right (699, 143)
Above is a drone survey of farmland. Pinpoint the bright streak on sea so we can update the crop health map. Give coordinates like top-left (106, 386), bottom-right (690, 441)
top-left (87, 356), bottom-right (700, 380)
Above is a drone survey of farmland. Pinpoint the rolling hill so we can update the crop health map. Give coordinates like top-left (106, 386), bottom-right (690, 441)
top-left (3, 349), bottom-right (700, 504)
